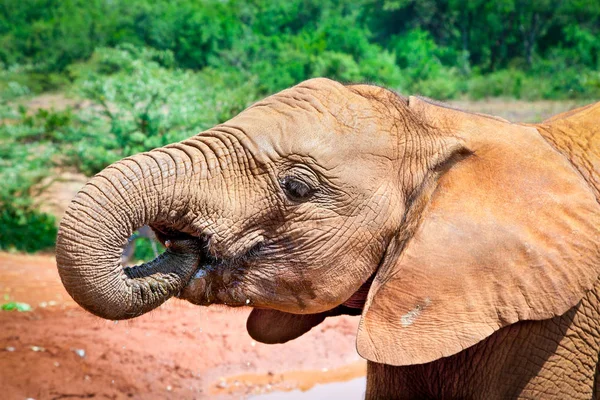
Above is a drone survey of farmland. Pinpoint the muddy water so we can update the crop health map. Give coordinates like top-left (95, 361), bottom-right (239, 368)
top-left (210, 360), bottom-right (367, 398)
top-left (249, 377), bottom-right (366, 399)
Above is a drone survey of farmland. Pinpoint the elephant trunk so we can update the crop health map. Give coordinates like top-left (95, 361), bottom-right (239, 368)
top-left (56, 143), bottom-right (212, 320)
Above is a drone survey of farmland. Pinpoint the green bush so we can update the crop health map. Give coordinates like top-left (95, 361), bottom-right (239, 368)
top-left (392, 29), bottom-right (446, 82)
top-left (0, 138), bottom-right (57, 252)
top-left (132, 235), bottom-right (162, 263)
top-left (0, 206), bottom-right (57, 253)
top-left (467, 70), bottom-right (526, 99)
top-left (385, 29), bottom-right (468, 99)
top-left (64, 46), bottom-right (261, 175)
top-left (466, 67), bottom-right (600, 100)
top-left (412, 69), bottom-right (466, 100)
top-left (313, 52), bottom-right (362, 83)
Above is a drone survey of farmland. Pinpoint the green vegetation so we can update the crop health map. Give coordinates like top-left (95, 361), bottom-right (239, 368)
top-left (1, 301), bottom-right (32, 312)
top-left (0, 0), bottom-right (598, 252)
top-left (2, 0), bottom-right (599, 98)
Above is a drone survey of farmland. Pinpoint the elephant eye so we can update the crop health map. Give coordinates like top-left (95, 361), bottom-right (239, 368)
top-left (281, 176), bottom-right (314, 202)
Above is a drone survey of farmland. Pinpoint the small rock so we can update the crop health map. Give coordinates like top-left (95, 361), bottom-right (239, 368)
top-left (5, 346), bottom-right (15, 352)
top-left (72, 348), bottom-right (86, 358)
top-left (216, 379), bottom-right (227, 389)
top-left (30, 346), bottom-right (45, 352)
top-left (54, 362), bottom-right (60, 367)
top-left (166, 385), bottom-right (172, 391)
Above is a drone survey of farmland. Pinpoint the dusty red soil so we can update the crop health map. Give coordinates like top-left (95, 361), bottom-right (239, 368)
top-left (0, 252), bottom-right (365, 400)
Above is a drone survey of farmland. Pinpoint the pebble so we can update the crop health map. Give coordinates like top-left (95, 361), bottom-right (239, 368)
top-left (217, 379), bottom-right (227, 389)
top-left (73, 348), bottom-right (86, 358)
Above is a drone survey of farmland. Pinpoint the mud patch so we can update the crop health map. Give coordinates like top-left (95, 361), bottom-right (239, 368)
top-left (211, 360), bottom-right (366, 398)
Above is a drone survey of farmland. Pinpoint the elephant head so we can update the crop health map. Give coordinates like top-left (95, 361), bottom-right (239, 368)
top-left (56, 78), bottom-right (600, 366)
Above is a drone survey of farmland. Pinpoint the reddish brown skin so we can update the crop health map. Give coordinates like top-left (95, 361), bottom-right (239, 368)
top-left (56, 78), bottom-right (600, 399)
top-left (364, 99), bottom-right (600, 399)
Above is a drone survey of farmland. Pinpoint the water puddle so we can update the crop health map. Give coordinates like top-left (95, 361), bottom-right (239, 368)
top-left (211, 360), bottom-right (366, 398)
top-left (248, 376), bottom-right (366, 399)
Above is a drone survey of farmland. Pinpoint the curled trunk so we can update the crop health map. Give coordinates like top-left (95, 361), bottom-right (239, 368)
top-left (56, 147), bottom-right (204, 320)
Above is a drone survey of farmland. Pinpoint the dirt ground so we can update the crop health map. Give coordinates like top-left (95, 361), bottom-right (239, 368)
top-left (447, 98), bottom-right (588, 123)
top-left (0, 252), bottom-right (365, 400)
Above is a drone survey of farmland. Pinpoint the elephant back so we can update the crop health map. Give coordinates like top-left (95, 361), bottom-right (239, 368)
top-left (534, 101), bottom-right (600, 202)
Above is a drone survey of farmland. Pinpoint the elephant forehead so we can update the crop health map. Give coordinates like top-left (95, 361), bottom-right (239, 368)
top-left (226, 92), bottom-right (397, 168)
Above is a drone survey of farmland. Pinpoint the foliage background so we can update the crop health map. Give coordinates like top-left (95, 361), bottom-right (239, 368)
top-left (1, 0), bottom-right (599, 252)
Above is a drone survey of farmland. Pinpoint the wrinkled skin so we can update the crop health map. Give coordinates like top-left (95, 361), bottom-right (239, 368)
top-left (56, 78), bottom-right (600, 399)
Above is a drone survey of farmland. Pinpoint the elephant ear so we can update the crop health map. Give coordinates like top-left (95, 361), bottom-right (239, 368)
top-left (357, 97), bottom-right (600, 366)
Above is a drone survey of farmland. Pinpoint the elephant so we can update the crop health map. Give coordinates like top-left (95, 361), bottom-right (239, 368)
top-left (56, 78), bottom-right (600, 399)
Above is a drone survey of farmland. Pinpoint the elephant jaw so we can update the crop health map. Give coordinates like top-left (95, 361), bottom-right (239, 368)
top-left (341, 274), bottom-right (374, 309)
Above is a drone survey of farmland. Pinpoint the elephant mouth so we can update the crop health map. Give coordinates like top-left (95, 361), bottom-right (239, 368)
top-left (150, 226), bottom-right (264, 306)
top-left (151, 225), bottom-right (371, 311)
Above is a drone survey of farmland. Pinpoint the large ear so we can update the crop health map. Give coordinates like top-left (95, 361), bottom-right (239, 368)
top-left (357, 97), bottom-right (600, 366)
